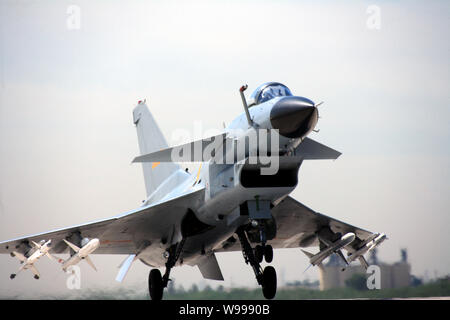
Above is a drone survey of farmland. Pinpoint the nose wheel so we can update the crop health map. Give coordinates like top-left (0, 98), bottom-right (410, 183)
top-left (236, 227), bottom-right (277, 300)
top-left (254, 244), bottom-right (273, 263)
top-left (255, 245), bottom-right (264, 263)
top-left (264, 245), bottom-right (273, 263)
top-left (262, 266), bottom-right (277, 300)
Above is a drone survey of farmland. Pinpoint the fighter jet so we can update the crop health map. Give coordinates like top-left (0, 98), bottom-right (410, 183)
top-left (0, 82), bottom-right (386, 299)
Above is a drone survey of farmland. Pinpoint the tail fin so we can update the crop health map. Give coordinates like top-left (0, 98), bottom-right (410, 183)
top-left (63, 239), bottom-right (80, 253)
top-left (11, 251), bottom-right (27, 262)
top-left (358, 256), bottom-right (369, 270)
top-left (31, 241), bottom-right (41, 249)
top-left (84, 256), bottom-right (97, 271)
top-left (45, 252), bottom-right (64, 264)
top-left (133, 101), bottom-right (180, 197)
top-left (301, 249), bottom-right (314, 259)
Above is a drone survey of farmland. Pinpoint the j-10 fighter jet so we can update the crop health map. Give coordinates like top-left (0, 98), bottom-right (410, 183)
top-left (0, 82), bottom-right (386, 299)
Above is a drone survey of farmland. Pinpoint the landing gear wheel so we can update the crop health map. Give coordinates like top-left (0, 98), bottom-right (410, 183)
top-left (261, 266), bottom-right (277, 300)
top-left (264, 245), bottom-right (273, 263)
top-left (10, 274), bottom-right (16, 280)
top-left (236, 227), bottom-right (277, 300)
top-left (34, 275), bottom-right (39, 280)
top-left (148, 269), bottom-right (164, 301)
top-left (254, 245), bottom-right (264, 263)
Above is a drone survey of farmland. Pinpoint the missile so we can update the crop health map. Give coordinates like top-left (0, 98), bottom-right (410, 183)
top-left (10, 239), bottom-right (60, 280)
top-left (32, 240), bottom-right (64, 263)
top-left (368, 233), bottom-right (387, 251)
top-left (62, 238), bottom-right (100, 271)
top-left (302, 232), bottom-right (355, 266)
top-left (347, 233), bottom-right (387, 264)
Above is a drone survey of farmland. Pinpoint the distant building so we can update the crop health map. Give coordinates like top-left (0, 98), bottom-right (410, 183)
top-left (319, 249), bottom-right (411, 290)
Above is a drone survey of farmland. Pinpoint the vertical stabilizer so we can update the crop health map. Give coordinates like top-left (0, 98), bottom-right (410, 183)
top-left (133, 101), bottom-right (180, 197)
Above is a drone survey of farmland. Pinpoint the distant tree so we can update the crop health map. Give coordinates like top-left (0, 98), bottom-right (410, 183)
top-left (167, 279), bottom-right (176, 294)
top-left (190, 284), bottom-right (199, 293)
top-left (286, 281), bottom-right (301, 287)
top-left (204, 285), bottom-right (212, 292)
top-left (177, 284), bottom-right (185, 293)
top-left (345, 273), bottom-right (368, 291)
top-left (217, 285), bottom-right (224, 292)
top-left (303, 279), bottom-right (311, 287)
top-left (411, 275), bottom-right (423, 287)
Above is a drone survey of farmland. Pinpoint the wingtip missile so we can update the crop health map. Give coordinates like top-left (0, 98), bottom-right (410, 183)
top-left (368, 233), bottom-right (387, 252)
top-left (347, 233), bottom-right (387, 265)
top-left (302, 232), bottom-right (355, 267)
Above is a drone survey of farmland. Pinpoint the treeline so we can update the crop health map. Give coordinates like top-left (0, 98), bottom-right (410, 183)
top-left (51, 277), bottom-right (450, 300)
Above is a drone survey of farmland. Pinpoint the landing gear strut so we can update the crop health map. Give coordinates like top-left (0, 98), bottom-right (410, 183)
top-left (236, 227), bottom-right (277, 299)
top-left (148, 238), bottom-right (186, 300)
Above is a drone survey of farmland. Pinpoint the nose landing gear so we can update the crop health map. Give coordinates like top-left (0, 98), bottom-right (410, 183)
top-left (236, 227), bottom-right (277, 300)
top-left (254, 244), bottom-right (273, 263)
top-left (262, 265), bottom-right (277, 299)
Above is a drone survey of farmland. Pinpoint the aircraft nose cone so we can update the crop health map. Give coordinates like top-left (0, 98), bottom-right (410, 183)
top-left (270, 96), bottom-right (318, 138)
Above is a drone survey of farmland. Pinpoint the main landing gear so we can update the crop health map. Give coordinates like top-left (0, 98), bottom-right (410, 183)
top-left (148, 238), bottom-right (185, 300)
top-left (236, 227), bottom-right (277, 299)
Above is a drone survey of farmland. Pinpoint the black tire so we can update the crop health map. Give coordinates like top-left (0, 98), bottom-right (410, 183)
top-left (254, 245), bottom-right (264, 263)
top-left (148, 269), bottom-right (164, 300)
top-left (264, 245), bottom-right (273, 263)
top-left (261, 266), bottom-right (277, 300)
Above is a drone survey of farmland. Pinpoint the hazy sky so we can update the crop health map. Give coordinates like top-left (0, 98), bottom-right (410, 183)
top-left (0, 0), bottom-right (449, 298)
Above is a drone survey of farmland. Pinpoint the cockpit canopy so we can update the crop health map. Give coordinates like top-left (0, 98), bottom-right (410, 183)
top-left (248, 82), bottom-right (293, 107)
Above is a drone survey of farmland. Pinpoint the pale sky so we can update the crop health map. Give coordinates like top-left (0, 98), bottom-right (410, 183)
top-left (0, 0), bottom-right (449, 298)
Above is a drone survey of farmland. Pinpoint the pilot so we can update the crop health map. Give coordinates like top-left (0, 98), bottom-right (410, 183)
top-left (248, 82), bottom-right (293, 106)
